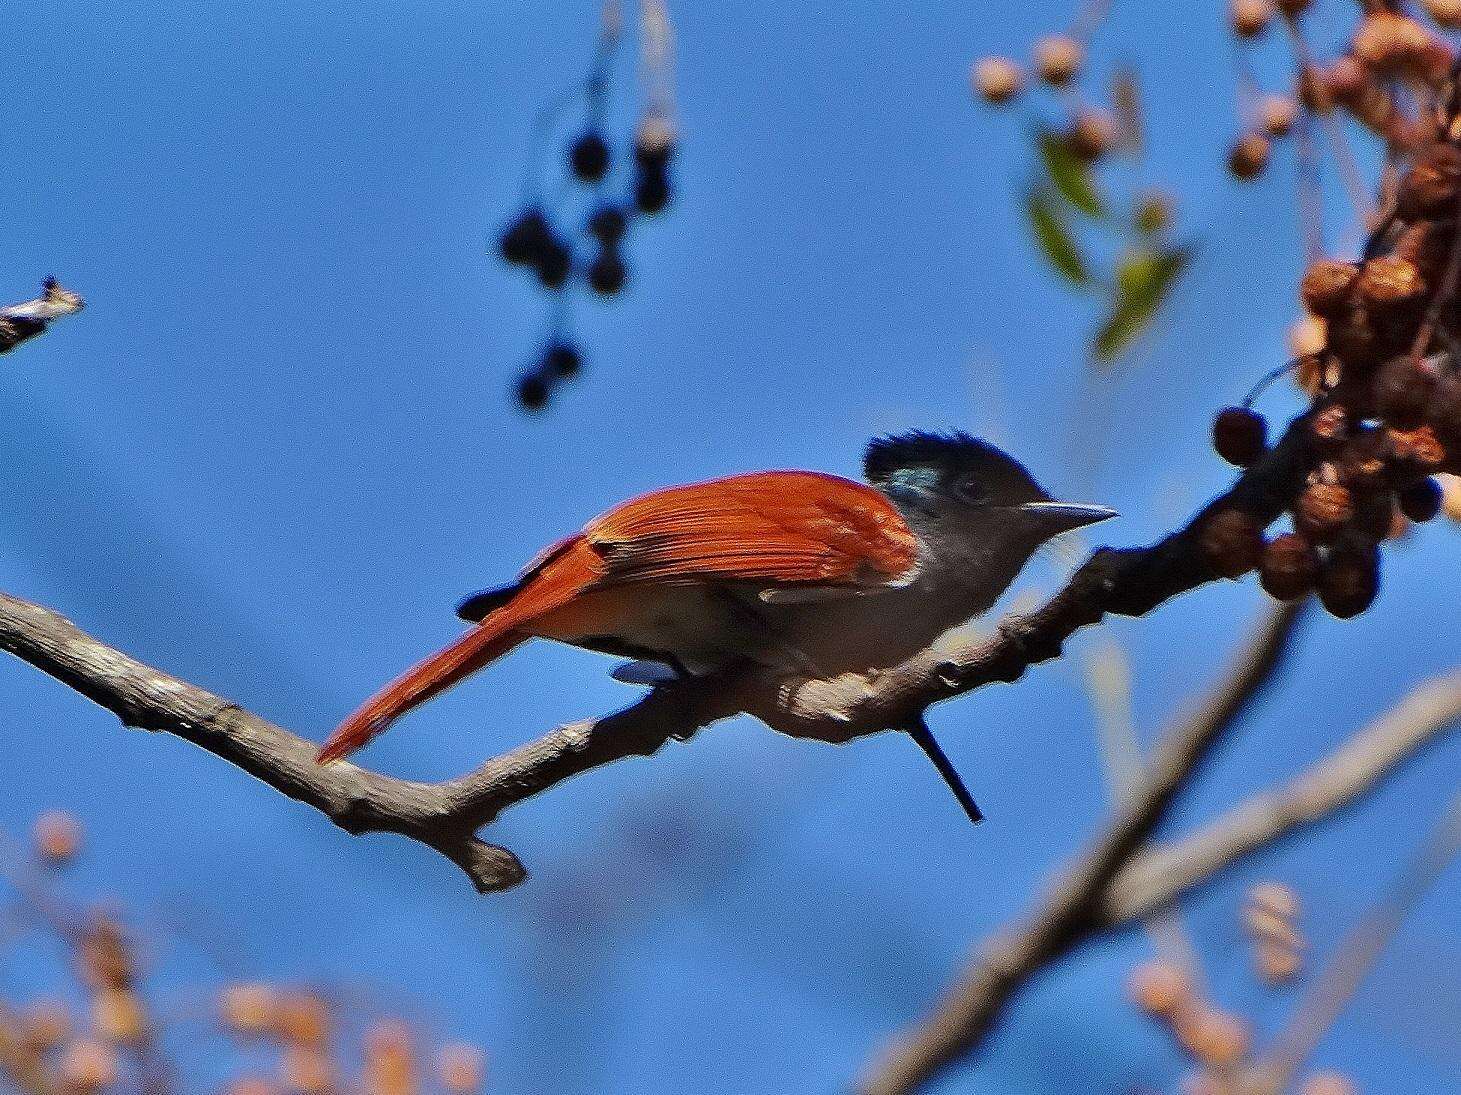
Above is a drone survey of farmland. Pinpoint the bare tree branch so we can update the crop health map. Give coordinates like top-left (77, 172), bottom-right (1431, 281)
top-left (0, 279), bottom-right (83, 355)
top-left (858, 600), bottom-right (1307, 1095)
top-left (1104, 670), bottom-right (1461, 924)
top-left (860, 652), bottom-right (1461, 1095)
top-left (0, 405), bottom-right (1326, 893)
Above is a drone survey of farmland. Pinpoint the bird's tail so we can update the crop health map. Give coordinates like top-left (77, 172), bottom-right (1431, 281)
top-left (316, 619), bottom-right (527, 764)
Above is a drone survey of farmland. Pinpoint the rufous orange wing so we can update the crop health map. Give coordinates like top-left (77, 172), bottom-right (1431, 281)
top-left (316, 470), bottom-right (918, 763)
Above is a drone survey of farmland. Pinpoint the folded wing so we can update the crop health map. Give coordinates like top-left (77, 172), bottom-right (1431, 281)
top-left (583, 470), bottom-right (920, 593)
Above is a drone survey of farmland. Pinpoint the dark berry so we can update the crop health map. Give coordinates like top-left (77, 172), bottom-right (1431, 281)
top-left (517, 372), bottom-right (549, 410)
top-left (570, 132), bottom-right (611, 182)
top-left (534, 235), bottom-right (571, 289)
top-left (1212, 407), bottom-right (1269, 467)
top-left (588, 205), bottom-right (627, 243)
top-left (587, 248), bottom-right (627, 295)
top-left (543, 342), bottom-right (581, 378)
top-left (1259, 532), bottom-right (1319, 601)
top-left (499, 209), bottom-right (551, 266)
top-left (1317, 536), bottom-right (1380, 618)
top-left (635, 171), bottom-right (671, 215)
top-left (1399, 476), bottom-right (1443, 521)
top-left (1373, 356), bottom-right (1435, 427)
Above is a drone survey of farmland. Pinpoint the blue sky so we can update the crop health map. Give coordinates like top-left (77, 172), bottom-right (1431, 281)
top-left (2, 1), bottom-right (1460, 1092)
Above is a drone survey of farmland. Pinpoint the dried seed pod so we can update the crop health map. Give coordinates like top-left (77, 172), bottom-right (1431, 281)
top-left (1355, 256), bottom-right (1426, 312)
top-left (1176, 1009), bottom-right (1251, 1069)
top-left (1399, 477), bottom-right (1443, 521)
top-left (1339, 428), bottom-right (1389, 486)
top-left (1200, 508), bottom-right (1265, 577)
top-left (1300, 260), bottom-right (1360, 317)
top-left (1127, 959), bottom-right (1193, 1018)
top-left (1232, 0), bottom-right (1273, 37)
top-left (439, 1043), bottom-right (487, 1093)
top-left (1260, 95), bottom-right (1299, 137)
top-left (1373, 356), bottom-right (1437, 427)
top-left (1289, 315), bottom-right (1328, 359)
top-left (1318, 535), bottom-right (1380, 618)
top-left (1386, 424), bottom-right (1449, 473)
top-left (1295, 353), bottom-right (1326, 395)
top-left (1325, 57), bottom-right (1370, 108)
top-left (1300, 1073), bottom-right (1357, 1095)
top-left (1260, 532), bottom-right (1320, 600)
top-left (1066, 109), bottom-right (1117, 162)
top-left (33, 809), bottom-right (81, 864)
top-left (1295, 481), bottom-right (1355, 541)
top-left (219, 984), bottom-right (278, 1036)
top-left (58, 1040), bottom-right (118, 1092)
top-left (1394, 221), bottom-right (1452, 280)
top-left (1298, 64), bottom-right (1335, 115)
top-left (1398, 143), bottom-right (1461, 219)
top-left (93, 988), bottom-right (148, 1046)
top-left (972, 57), bottom-right (1023, 104)
top-left (1034, 35), bottom-right (1083, 86)
top-left (1426, 0), bottom-right (1461, 30)
top-left (1353, 13), bottom-right (1433, 75)
top-left (1228, 133), bottom-right (1270, 180)
top-left (1311, 403), bottom-right (1350, 445)
top-left (1212, 407), bottom-right (1269, 466)
top-left (21, 1002), bottom-right (70, 1052)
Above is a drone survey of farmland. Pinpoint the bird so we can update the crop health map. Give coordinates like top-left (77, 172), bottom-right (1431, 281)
top-left (315, 431), bottom-right (1116, 823)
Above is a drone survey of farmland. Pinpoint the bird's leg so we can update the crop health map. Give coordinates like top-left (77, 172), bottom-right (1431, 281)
top-left (902, 716), bottom-right (984, 826)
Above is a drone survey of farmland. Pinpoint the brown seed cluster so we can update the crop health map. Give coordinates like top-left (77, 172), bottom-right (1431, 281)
top-left (1243, 881), bottom-right (1305, 983)
top-left (1204, 124), bottom-right (1461, 618)
top-left (4, 810), bottom-right (489, 1095)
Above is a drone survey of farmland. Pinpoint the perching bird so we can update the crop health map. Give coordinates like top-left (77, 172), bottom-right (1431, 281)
top-left (316, 432), bottom-right (1115, 822)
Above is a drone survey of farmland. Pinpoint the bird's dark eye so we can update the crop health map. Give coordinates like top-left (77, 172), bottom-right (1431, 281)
top-left (955, 477), bottom-right (989, 505)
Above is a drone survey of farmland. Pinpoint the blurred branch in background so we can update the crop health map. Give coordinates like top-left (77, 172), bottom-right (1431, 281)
top-left (0, 813), bottom-right (487, 1095)
top-left (859, 634), bottom-right (1461, 1095)
top-left (0, 279), bottom-right (83, 355)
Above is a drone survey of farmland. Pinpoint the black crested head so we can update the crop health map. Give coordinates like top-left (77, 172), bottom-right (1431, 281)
top-left (863, 430), bottom-right (1049, 505)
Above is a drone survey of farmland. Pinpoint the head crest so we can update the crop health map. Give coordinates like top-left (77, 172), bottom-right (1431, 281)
top-left (863, 431), bottom-right (1048, 503)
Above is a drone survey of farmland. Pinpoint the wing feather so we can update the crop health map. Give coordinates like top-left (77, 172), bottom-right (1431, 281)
top-left (583, 471), bottom-right (919, 590)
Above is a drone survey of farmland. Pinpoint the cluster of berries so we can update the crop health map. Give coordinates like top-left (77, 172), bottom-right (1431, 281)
top-left (1127, 882), bottom-right (1353, 1095)
top-left (1226, 0), bottom-right (1461, 182)
top-left (972, 34), bottom-right (1124, 167)
top-left (1204, 135), bottom-right (1461, 617)
top-left (496, 7), bottom-right (677, 410)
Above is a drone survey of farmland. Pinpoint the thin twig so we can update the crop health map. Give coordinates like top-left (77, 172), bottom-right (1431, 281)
top-left (858, 602), bottom-right (1306, 1095)
top-left (1243, 791), bottom-right (1461, 1094)
top-left (860, 659), bottom-right (1461, 1095)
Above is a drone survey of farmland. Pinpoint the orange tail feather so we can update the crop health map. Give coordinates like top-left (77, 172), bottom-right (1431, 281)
top-left (316, 623), bottom-right (526, 764)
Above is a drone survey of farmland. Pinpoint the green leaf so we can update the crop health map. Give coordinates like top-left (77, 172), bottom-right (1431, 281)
top-left (1024, 187), bottom-right (1089, 286)
top-left (1092, 244), bottom-right (1193, 362)
top-left (1036, 128), bottom-right (1104, 217)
